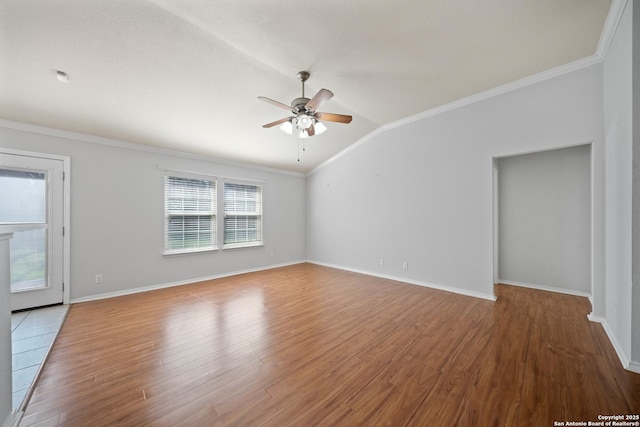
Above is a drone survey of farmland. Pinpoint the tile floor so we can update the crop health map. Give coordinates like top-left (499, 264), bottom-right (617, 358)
top-left (11, 305), bottom-right (68, 410)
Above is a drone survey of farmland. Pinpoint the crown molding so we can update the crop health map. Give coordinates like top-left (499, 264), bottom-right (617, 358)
top-left (595, 0), bottom-right (629, 59)
top-left (306, 126), bottom-right (384, 176)
top-left (307, 55), bottom-right (601, 177)
top-left (0, 119), bottom-right (305, 178)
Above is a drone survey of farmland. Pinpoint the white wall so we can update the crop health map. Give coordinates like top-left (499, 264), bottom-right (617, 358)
top-left (0, 123), bottom-right (307, 301)
top-left (632, 0), bottom-right (640, 369)
top-left (307, 64), bottom-right (604, 301)
top-left (497, 145), bottom-right (591, 294)
top-left (603, 0), bottom-right (634, 366)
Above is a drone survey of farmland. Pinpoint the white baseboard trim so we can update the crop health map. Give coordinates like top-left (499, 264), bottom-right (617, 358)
top-left (628, 361), bottom-right (640, 375)
top-left (70, 260), bottom-right (306, 304)
top-left (2, 410), bottom-right (23, 427)
top-left (308, 260), bottom-right (496, 301)
top-left (587, 314), bottom-right (635, 373)
top-left (498, 279), bottom-right (592, 298)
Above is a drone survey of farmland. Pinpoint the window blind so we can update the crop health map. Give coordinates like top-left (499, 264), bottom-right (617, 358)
top-left (223, 182), bottom-right (262, 247)
top-left (164, 176), bottom-right (216, 253)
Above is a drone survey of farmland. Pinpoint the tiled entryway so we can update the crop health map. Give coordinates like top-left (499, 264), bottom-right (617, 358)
top-left (11, 305), bottom-right (68, 410)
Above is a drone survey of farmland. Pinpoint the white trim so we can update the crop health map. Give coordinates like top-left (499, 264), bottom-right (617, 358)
top-left (2, 410), bottom-right (23, 427)
top-left (384, 57), bottom-right (601, 132)
top-left (587, 314), bottom-right (633, 372)
top-left (307, 126), bottom-right (385, 176)
top-left (222, 242), bottom-right (264, 251)
top-left (595, 0), bottom-right (629, 59)
top-left (0, 224), bottom-right (45, 234)
top-left (628, 361), bottom-right (640, 375)
top-left (307, 56), bottom-right (601, 177)
top-left (157, 165), bottom-right (268, 184)
top-left (492, 141), bottom-right (594, 162)
top-left (0, 119), bottom-right (304, 178)
top-left (308, 260), bottom-right (497, 302)
top-left (498, 280), bottom-right (592, 298)
top-left (69, 260), bottom-right (305, 304)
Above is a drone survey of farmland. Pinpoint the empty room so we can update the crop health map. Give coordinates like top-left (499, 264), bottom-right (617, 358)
top-left (1, 0), bottom-right (639, 426)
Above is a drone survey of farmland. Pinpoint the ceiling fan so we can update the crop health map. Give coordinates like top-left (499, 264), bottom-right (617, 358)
top-left (259, 71), bottom-right (352, 139)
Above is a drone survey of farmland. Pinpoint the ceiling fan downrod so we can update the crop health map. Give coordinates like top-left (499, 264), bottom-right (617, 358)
top-left (297, 71), bottom-right (310, 98)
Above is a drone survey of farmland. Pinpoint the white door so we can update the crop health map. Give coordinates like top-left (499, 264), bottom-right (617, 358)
top-left (0, 153), bottom-right (65, 311)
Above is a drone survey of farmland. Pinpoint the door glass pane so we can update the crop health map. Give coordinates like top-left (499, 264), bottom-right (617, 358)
top-left (0, 169), bottom-right (48, 292)
top-left (10, 229), bottom-right (46, 291)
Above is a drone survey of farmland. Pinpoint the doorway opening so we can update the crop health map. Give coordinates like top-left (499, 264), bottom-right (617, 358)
top-left (492, 144), bottom-right (592, 297)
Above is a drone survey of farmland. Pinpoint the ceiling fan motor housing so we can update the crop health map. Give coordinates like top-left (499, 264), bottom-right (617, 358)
top-left (291, 97), bottom-right (311, 113)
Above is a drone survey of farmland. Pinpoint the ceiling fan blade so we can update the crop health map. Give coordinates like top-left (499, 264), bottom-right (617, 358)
top-left (258, 96), bottom-right (292, 111)
top-left (315, 112), bottom-right (352, 124)
top-left (307, 124), bottom-right (315, 137)
top-left (262, 117), bottom-right (293, 128)
top-left (305, 89), bottom-right (333, 112)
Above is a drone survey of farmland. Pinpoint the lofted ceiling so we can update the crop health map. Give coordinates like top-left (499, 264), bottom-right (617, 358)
top-left (0, 0), bottom-right (612, 173)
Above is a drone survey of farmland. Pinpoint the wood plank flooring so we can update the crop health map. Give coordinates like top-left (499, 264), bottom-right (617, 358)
top-left (19, 263), bottom-right (640, 426)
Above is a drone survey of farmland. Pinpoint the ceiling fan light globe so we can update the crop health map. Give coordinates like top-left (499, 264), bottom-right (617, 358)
top-left (297, 114), bottom-right (313, 130)
top-left (298, 129), bottom-right (309, 139)
top-left (279, 120), bottom-right (293, 135)
top-left (314, 121), bottom-right (327, 135)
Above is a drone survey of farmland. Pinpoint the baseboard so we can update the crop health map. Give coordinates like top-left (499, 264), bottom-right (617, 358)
top-left (628, 361), bottom-right (640, 375)
top-left (2, 410), bottom-right (23, 427)
top-left (498, 279), bottom-right (592, 298)
top-left (308, 260), bottom-right (496, 301)
top-left (587, 314), bottom-right (634, 373)
top-left (70, 260), bottom-right (306, 303)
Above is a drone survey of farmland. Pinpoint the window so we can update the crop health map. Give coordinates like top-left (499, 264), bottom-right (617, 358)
top-left (164, 176), bottom-right (216, 254)
top-left (223, 182), bottom-right (263, 248)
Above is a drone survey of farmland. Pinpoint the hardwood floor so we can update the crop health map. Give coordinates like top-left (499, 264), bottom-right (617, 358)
top-left (19, 263), bottom-right (640, 426)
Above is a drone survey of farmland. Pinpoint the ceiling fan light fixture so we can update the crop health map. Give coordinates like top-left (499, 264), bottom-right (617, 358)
top-left (279, 120), bottom-right (293, 135)
top-left (297, 114), bottom-right (313, 130)
top-left (314, 121), bottom-right (327, 135)
top-left (298, 128), bottom-right (310, 139)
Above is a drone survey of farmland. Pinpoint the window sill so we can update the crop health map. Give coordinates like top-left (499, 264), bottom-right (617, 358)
top-left (163, 247), bottom-right (218, 256)
top-left (222, 242), bottom-right (264, 250)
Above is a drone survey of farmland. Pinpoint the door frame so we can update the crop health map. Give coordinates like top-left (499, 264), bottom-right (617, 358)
top-left (0, 148), bottom-right (70, 306)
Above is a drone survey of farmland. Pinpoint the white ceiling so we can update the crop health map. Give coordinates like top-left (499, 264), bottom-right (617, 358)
top-left (0, 0), bottom-right (612, 173)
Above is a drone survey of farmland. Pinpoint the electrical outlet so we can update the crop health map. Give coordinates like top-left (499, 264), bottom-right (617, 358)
top-left (402, 261), bottom-right (408, 270)
top-left (95, 274), bottom-right (104, 284)
top-left (379, 258), bottom-right (384, 266)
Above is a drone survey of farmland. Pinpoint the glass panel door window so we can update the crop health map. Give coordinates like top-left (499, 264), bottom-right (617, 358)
top-left (0, 170), bottom-right (47, 292)
top-left (0, 153), bottom-right (65, 311)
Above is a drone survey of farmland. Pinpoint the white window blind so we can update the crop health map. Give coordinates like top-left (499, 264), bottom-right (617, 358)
top-left (223, 182), bottom-right (262, 248)
top-left (164, 176), bottom-right (216, 253)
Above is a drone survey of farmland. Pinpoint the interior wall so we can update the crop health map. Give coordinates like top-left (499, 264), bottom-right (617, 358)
top-left (0, 124), bottom-right (307, 301)
top-left (497, 145), bottom-right (591, 294)
top-left (630, 0), bottom-right (639, 369)
top-left (307, 64), bottom-right (604, 300)
top-left (603, 0), bottom-right (634, 365)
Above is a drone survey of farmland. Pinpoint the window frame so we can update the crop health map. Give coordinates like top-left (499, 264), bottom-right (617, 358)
top-left (163, 174), bottom-right (218, 255)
